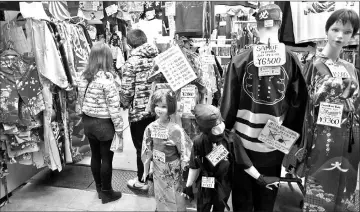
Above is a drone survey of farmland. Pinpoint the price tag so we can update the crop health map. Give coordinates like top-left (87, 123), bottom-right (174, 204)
top-left (258, 66), bottom-right (281, 76)
top-left (201, 176), bottom-right (215, 188)
top-left (151, 126), bottom-right (169, 139)
top-left (317, 102), bottom-right (343, 128)
top-left (206, 144), bottom-right (229, 167)
top-left (105, 4), bottom-right (118, 16)
top-left (181, 85), bottom-right (196, 98)
top-left (258, 120), bottom-right (300, 154)
top-left (220, 21), bottom-right (226, 26)
top-left (201, 55), bottom-right (216, 65)
top-left (253, 43), bottom-right (286, 67)
top-left (325, 61), bottom-right (350, 79)
top-left (165, 2), bottom-right (176, 16)
top-left (264, 20), bottom-right (274, 28)
top-left (153, 149), bottom-right (166, 163)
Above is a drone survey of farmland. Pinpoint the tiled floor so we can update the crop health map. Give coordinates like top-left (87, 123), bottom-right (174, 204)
top-left (1, 183), bottom-right (156, 211)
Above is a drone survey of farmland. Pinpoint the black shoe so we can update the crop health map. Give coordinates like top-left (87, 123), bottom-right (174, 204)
top-left (100, 189), bottom-right (122, 204)
top-left (96, 184), bottom-right (101, 199)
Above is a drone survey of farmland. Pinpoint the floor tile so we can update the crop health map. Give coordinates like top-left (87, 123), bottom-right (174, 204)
top-left (67, 190), bottom-right (99, 210)
top-left (113, 194), bottom-right (156, 211)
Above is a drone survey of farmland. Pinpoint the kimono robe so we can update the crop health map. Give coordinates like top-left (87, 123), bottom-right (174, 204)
top-left (303, 55), bottom-right (360, 212)
top-left (141, 120), bottom-right (192, 211)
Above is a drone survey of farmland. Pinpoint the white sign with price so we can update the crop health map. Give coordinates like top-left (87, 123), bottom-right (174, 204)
top-left (206, 144), bottom-right (229, 167)
top-left (258, 120), bottom-right (300, 154)
top-left (325, 61), bottom-right (350, 79)
top-left (253, 43), bottom-right (286, 67)
top-left (153, 149), bottom-right (166, 163)
top-left (258, 66), bottom-right (281, 77)
top-left (155, 46), bottom-right (197, 91)
top-left (201, 176), bottom-right (215, 188)
top-left (181, 85), bottom-right (196, 98)
top-left (165, 2), bottom-right (176, 16)
top-left (151, 126), bottom-right (169, 139)
top-left (317, 102), bottom-right (343, 128)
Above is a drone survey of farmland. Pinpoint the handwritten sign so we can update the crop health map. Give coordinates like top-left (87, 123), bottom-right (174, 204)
top-left (258, 120), bottom-right (300, 154)
top-left (201, 177), bottom-right (215, 188)
top-left (325, 61), bottom-right (350, 78)
top-left (155, 46), bottom-right (198, 91)
top-left (153, 149), bottom-right (166, 163)
top-left (181, 85), bottom-right (196, 98)
top-left (253, 43), bottom-right (286, 67)
top-left (151, 126), bottom-right (168, 139)
top-left (165, 2), bottom-right (176, 16)
top-left (317, 102), bottom-right (343, 128)
top-left (258, 66), bottom-right (281, 77)
top-left (206, 144), bottom-right (229, 167)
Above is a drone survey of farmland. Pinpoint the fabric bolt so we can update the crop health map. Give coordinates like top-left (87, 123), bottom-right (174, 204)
top-left (303, 55), bottom-right (360, 212)
top-left (121, 43), bottom-right (158, 123)
top-left (141, 121), bottom-right (192, 211)
top-left (29, 19), bottom-right (68, 89)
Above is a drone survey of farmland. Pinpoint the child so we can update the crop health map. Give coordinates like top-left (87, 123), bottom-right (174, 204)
top-left (141, 89), bottom-right (192, 211)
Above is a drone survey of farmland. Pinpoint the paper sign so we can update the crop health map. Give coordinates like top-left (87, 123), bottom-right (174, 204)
top-left (165, 2), bottom-right (176, 16)
top-left (151, 126), bottom-right (169, 139)
top-left (206, 144), bottom-right (229, 167)
top-left (220, 21), bottom-right (227, 26)
top-left (201, 55), bottom-right (216, 65)
top-left (168, 16), bottom-right (176, 37)
top-left (181, 85), bottom-right (196, 98)
top-left (258, 120), bottom-right (300, 154)
top-left (155, 46), bottom-right (198, 91)
top-left (325, 61), bottom-right (350, 78)
top-left (264, 20), bottom-right (274, 27)
top-left (317, 102), bottom-right (343, 128)
top-left (201, 177), bottom-right (215, 188)
top-left (259, 66), bottom-right (281, 77)
top-left (153, 149), bottom-right (166, 163)
top-left (105, 4), bottom-right (118, 16)
top-left (253, 43), bottom-right (286, 67)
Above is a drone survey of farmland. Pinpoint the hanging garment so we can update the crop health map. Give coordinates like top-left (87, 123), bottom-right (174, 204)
top-left (47, 1), bottom-right (71, 21)
top-left (141, 121), bottom-right (192, 211)
top-left (303, 55), bottom-right (360, 212)
top-left (175, 2), bottom-right (204, 35)
top-left (29, 19), bottom-right (69, 89)
top-left (70, 25), bottom-right (91, 81)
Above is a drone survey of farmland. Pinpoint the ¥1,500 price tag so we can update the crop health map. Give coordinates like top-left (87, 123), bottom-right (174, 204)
top-left (201, 176), bottom-right (215, 188)
top-left (317, 102), bottom-right (343, 128)
top-left (206, 144), bottom-right (229, 167)
top-left (153, 149), bottom-right (166, 163)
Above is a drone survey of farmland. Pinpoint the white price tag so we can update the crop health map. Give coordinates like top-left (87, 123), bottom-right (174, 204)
top-left (105, 4), bottom-right (118, 16)
top-left (165, 2), bottom-right (176, 16)
top-left (258, 66), bottom-right (281, 76)
top-left (201, 176), bottom-right (215, 188)
top-left (317, 102), bottom-right (343, 128)
top-left (181, 85), bottom-right (196, 98)
top-left (220, 21), bottom-right (226, 26)
top-left (253, 43), bottom-right (286, 67)
top-left (264, 20), bottom-right (274, 27)
top-left (181, 98), bottom-right (196, 114)
top-left (258, 120), bottom-right (300, 154)
top-left (153, 149), bottom-right (166, 163)
top-left (325, 61), bottom-right (350, 79)
top-left (206, 144), bottom-right (229, 167)
top-left (151, 126), bottom-right (169, 139)
top-left (201, 55), bottom-right (216, 65)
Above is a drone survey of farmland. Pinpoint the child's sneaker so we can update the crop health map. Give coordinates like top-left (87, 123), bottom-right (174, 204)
top-left (127, 177), bottom-right (149, 191)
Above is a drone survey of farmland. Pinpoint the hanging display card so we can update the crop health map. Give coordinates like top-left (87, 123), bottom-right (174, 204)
top-left (201, 55), bottom-right (216, 65)
top-left (153, 149), bottom-right (166, 163)
top-left (201, 176), bottom-right (215, 188)
top-left (258, 120), bottom-right (300, 154)
top-left (253, 43), bottom-right (286, 67)
top-left (316, 102), bottom-right (343, 128)
top-left (151, 126), bottom-right (169, 139)
top-left (206, 144), bottom-right (229, 167)
top-left (180, 85), bottom-right (197, 115)
top-left (325, 60), bottom-right (350, 79)
top-left (155, 46), bottom-right (197, 91)
top-left (105, 4), bottom-right (118, 16)
top-left (165, 2), bottom-right (176, 16)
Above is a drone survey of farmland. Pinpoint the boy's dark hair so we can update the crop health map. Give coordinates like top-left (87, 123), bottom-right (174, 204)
top-left (127, 29), bottom-right (147, 48)
top-left (325, 9), bottom-right (360, 37)
top-left (150, 89), bottom-right (177, 116)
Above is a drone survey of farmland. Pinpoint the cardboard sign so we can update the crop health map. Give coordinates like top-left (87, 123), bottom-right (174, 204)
top-left (317, 102), bottom-right (343, 128)
top-left (253, 43), bottom-right (286, 67)
top-left (258, 66), bottom-right (281, 77)
top-left (153, 149), bottom-right (166, 163)
top-left (258, 120), bottom-right (300, 154)
top-left (325, 61), bottom-right (350, 79)
top-left (201, 177), bottom-right (215, 188)
top-left (201, 55), bottom-right (216, 65)
top-left (151, 126), bottom-right (169, 139)
top-left (165, 2), bottom-right (176, 16)
top-left (206, 144), bottom-right (229, 167)
top-left (155, 46), bottom-right (198, 91)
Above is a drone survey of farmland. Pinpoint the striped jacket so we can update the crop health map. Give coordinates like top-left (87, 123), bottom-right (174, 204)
top-left (77, 70), bottom-right (123, 132)
top-left (220, 46), bottom-right (308, 167)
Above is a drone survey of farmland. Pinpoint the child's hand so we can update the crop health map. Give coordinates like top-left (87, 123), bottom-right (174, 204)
top-left (165, 139), bottom-right (176, 146)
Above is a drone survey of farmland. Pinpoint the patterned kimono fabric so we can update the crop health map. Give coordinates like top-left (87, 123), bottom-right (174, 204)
top-left (303, 55), bottom-right (360, 212)
top-left (142, 121), bottom-right (192, 211)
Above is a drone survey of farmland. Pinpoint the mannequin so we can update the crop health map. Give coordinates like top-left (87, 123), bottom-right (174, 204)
top-left (220, 4), bottom-right (308, 212)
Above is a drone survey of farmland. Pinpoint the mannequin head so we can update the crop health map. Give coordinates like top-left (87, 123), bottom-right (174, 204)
top-left (255, 4), bottom-right (282, 43)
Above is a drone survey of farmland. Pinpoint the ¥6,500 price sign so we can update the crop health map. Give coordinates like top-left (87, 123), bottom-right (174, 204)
top-left (253, 43), bottom-right (286, 67)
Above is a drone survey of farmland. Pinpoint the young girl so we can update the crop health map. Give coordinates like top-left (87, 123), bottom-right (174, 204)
top-left (141, 89), bottom-right (192, 211)
top-left (303, 9), bottom-right (360, 212)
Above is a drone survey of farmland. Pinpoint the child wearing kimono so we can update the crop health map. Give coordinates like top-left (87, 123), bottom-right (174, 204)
top-left (141, 89), bottom-right (192, 211)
